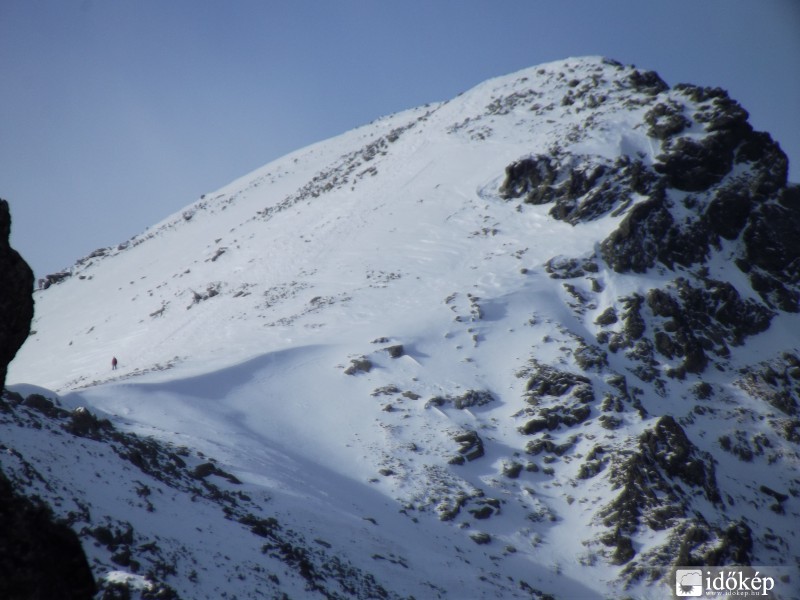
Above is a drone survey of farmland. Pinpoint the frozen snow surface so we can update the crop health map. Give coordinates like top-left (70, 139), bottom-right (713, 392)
top-left (6, 56), bottom-right (800, 599)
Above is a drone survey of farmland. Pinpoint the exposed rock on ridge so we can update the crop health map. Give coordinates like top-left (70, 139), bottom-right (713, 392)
top-left (499, 82), bottom-right (799, 368)
top-left (494, 64), bottom-right (799, 586)
top-left (501, 83), bottom-right (799, 315)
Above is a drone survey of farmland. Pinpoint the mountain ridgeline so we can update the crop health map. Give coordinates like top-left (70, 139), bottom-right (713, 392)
top-left (5, 57), bottom-right (800, 599)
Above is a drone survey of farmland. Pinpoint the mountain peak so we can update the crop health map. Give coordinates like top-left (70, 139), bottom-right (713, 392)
top-left (6, 58), bottom-right (800, 598)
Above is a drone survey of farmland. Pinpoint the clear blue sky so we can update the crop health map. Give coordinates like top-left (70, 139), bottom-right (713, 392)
top-left (2, 0), bottom-right (799, 278)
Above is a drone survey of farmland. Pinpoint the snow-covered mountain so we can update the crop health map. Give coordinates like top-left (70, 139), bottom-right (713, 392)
top-left (6, 56), bottom-right (800, 599)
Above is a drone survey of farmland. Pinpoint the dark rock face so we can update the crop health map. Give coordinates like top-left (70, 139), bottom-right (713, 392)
top-left (598, 416), bottom-right (721, 565)
top-left (641, 416), bottom-right (721, 503)
top-left (344, 356), bottom-right (373, 375)
top-left (452, 430), bottom-right (485, 462)
top-left (666, 85), bottom-right (752, 187)
top-left (452, 389), bottom-right (495, 409)
top-left (499, 82), bottom-right (799, 317)
top-left (22, 393), bottom-right (69, 419)
top-left (644, 277), bottom-right (774, 376)
top-left (738, 185), bottom-right (800, 312)
top-left (627, 69), bottom-right (669, 95)
top-left (516, 361), bottom-right (595, 437)
top-left (501, 73), bottom-right (799, 392)
top-left (644, 100), bottom-right (690, 140)
top-left (600, 189), bottom-right (678, 272)
top-left (523, 361), bottom-right (594, 402)
top-left (0, 470), bottom-right (96, 600)
top-left (497, 67), bottom-right (798, 586)
top-left (500, 152), bottom-right (656, 226)
top-left (623, 518), bottom-right (754, 583)
top-left (595, 274), bottom-right (776, 381)
top-left (427, 389), bottom-right (496, 411)
top-left (655, 134), bottom-right (738, 192)
top-left (0, 200), bottom-right (96, 599)
top-left (735, 353), bottom-right (800, 417)
top-left (0, 199), bottom-right (34, 391)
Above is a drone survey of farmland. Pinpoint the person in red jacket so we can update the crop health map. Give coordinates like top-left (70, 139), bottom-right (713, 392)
top-left (111, 357), bottom-right (118, 370)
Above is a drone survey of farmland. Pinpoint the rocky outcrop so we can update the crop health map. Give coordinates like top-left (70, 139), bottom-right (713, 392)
top-left (475, 61), bottom-right (800, 594)
top-left (498, 78), bottom-right (800, 582)
top-left (450, 430), bottom-right (485, 463)
top-left (514, 360), bottom-right (594, 436)
top-left (738, 184), bottom-right (800, 312)
top-left (0, 200), bottom-right (97, 599)
top-left (0, 200), bottom-right (34, 391)
top-left (499, 152), bottom-right (656, 225)
top-left (597, 416), bottom-right (721, 565)
top-left (500, 75), bottom-right (799, 386)
top-left (496, 73), bottom-right (798, 587)
top-left (500, 81), bottom-right (799, 318)
top-left (735, 352), bottom-right (800, 417)
top-left (0, 469), bottom-right (96, 600)
top-left (426, 389), bottom-right (495, 410)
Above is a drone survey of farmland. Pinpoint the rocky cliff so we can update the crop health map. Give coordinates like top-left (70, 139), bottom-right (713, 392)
top-left (0, 199), bottom-right (34, 390)
top-left (0, 199), bottom-right (96, 600)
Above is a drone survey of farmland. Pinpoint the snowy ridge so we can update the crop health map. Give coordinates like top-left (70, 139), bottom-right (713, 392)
top-left (6, 56), bottom-right (800, 599)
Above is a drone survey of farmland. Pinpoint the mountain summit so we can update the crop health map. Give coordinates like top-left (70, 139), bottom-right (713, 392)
top-left (6, 56), bottom-right (800, 599)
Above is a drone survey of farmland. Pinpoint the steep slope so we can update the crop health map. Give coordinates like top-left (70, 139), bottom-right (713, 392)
top-left (7, 56), bottom-right (800, 599)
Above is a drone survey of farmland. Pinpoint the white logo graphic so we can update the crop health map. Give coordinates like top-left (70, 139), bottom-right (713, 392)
top-left (676, 569), bottom-right (703, 597)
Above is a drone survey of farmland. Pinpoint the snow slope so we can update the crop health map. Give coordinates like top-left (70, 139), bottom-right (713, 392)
top-left (6, 56), bottom-right (800, 599)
